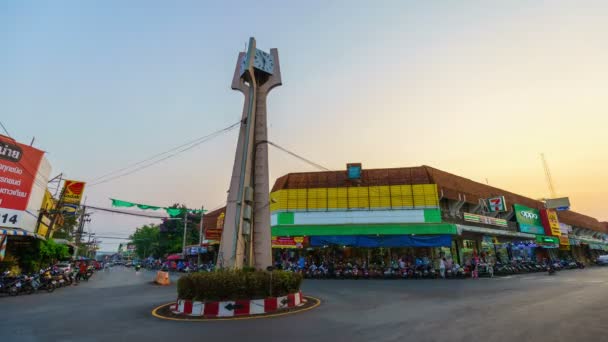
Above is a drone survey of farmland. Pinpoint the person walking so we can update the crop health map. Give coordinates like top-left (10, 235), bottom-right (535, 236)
top-left (439, 257), bottom-right (447, 279)
top-left (471, 252), bottom-right (480, 279)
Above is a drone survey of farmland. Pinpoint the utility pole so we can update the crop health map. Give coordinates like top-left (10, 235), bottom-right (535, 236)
top-left (74, 206), bottom-right (86, 258)
top-left (85, 232), bottom-right (95, 258)
top-left (52, 173), bottom-right (63, 198)
top-left (182, 210), bottom-right (188, 258)
top-left (73, 206), bottom-right (90, 258)
top-left (48, 179), bottom-right (66, 239)
top-left (198, 206), bottom-right (205, 266)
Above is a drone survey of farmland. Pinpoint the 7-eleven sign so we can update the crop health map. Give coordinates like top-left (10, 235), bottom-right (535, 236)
top-left (487, 196), bottom-right (507, 212)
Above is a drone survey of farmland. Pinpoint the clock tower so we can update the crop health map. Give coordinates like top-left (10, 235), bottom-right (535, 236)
top-left (217, 38), bottom-right (282, 269)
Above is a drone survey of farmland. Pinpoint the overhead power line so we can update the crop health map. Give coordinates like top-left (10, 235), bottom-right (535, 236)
top-left (0, 121), bottom-right (12, 137)
top-left (265, 140), bottom-right (330, 171)
top-left (89, 121), bottom-right (240, 187)
top-left (92, 236), bottom-right (132, 240)
top-left (83, 205), bottom-right (168, 219)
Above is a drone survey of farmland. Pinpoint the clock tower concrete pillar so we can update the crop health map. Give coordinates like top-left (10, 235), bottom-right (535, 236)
top-left (217, 38), bottom-right (281, 270)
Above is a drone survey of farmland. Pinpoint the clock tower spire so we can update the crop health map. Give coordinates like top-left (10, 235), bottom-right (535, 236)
top-left (217, 38), bottom-right (282, 269)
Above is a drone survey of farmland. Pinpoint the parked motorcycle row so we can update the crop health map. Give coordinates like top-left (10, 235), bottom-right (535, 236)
top-left (298, 263), bottom-right (474, 280)
top-left (290, 258), bottom-right (586, 280)
top-left (494, 259), bottom-right (585, 276)
top-left (0, 266), bottom-right (95, 297)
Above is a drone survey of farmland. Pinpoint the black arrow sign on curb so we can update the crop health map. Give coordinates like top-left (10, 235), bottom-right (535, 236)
top-left (280, 298), bottom-right (289, 306)
top-left (224, 303), bottom-right (244, 311)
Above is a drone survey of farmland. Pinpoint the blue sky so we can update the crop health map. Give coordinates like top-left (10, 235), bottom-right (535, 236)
top-left (3, 1), bottom-right (607, 250)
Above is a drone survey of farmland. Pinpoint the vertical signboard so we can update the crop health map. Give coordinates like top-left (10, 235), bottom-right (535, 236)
top-left (540, 209), bottom-right (562, 237)
top-left (0, 135), bottom-right (45, 230)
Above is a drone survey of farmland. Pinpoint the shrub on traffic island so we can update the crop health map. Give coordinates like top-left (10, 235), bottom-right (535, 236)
top-left (177, 269), bottom-right (303, 301)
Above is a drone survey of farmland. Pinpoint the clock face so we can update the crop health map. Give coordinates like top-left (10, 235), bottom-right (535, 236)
top-left (253, 49), bottom-right (274, 74)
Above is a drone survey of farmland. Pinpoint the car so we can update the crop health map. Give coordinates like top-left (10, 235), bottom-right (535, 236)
top-left (597, 255), bottom-right (608, 265)
top-left (55, 262), bottom-right (72, 273)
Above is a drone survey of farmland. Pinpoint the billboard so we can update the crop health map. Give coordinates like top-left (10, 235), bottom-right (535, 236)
top-left (559, 223), bottom-right (572, 236)
top-left (0, 135), bottom-right (46, 230)
top-left (540, 209), bottom-right (561, 237)
top-left (61, 180), bottom-right (86, 204)
top-left (545, 197), bottom-right (570, 211)
top-left (513, 204), bottom-right (544, 235)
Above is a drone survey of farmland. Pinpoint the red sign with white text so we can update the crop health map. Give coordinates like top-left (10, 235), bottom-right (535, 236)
top-left (0, 135), bottom-right (44, 211)
top-left (271, 236), bottom-right (307, 249)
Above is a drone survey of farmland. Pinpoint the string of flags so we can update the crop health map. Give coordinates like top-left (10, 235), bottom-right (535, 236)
top-left (110, 198), bottom-right (205, 217)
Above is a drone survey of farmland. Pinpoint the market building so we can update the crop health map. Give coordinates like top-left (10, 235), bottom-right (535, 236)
top-left (268, 164), bottom-right (608, 268)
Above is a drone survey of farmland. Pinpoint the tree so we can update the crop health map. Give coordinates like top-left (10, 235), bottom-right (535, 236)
top-left (51, 215), bottom-right (78, 241)
top-left (129, 203), bottom-right (203, 259)
top-left (39, 239), bottom-right (70, 265)
top-left (129, 225), bottom-right (161, 259)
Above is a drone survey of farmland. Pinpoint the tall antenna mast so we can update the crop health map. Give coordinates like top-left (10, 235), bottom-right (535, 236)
top-left (541, 153), bottom-right (557, 198)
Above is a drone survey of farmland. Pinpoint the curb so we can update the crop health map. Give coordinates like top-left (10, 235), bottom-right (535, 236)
top-left (152, 295), bottom-right (320, 322)
top-left (169, 291), bottom-right (303, 317)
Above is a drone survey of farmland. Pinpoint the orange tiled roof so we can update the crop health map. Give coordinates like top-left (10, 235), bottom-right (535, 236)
top-left (203, 207), bottom-right (226, 228)
top-left (271, 165), bottom-right (605, 232)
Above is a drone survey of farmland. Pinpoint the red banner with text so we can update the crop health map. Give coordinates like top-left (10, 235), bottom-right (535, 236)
top-left (0, 135), bottom-right (44, 211)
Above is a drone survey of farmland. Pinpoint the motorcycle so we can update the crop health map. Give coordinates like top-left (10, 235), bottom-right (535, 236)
top-left (0, 271), bottom-right (20, 296)
top-left (51, 270), bottom-right (66, 288)
top-left (20, 274), bottom-right (38, 295)
top-left (38, 271), bottom-right (56, 293)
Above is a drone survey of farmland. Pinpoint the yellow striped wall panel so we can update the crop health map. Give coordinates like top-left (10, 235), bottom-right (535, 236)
top-left (270, 184), bottom-right (438, 212)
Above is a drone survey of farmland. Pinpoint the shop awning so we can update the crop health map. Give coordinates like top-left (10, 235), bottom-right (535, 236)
top-left (456, 225), bottom-right (535, 239)
top-left (574, 237), bottom-right (607, 245)
top-left (0, 228), bottom-right (46, 240)
top-left (310, 235), bottom-right (452, 248)
top-left (271, 223), bottom-right (457, 237)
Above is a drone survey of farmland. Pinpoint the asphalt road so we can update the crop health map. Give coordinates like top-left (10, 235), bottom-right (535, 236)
top-left (1, 266), bottom-right (607, 342)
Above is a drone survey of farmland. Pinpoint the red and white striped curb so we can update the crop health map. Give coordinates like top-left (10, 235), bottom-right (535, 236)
top-left (170, 291), bottom-right (303, 317)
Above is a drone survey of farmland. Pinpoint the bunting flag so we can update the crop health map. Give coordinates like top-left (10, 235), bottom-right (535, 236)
top-left (110, 198), bottom-right (206, 217)
top-left (111, 199), bottom-right (161, 210)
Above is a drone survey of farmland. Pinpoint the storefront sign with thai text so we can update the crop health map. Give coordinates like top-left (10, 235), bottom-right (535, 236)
top-left (463, 212), bottom-right (508, 227)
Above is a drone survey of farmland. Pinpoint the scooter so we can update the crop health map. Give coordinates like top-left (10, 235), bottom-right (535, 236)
top-left (20, 274), bottom-right (38, 295)
top-left (0, 271), bottom-right (20, 296)
top-left (38, 273), bottom-right (56, 293)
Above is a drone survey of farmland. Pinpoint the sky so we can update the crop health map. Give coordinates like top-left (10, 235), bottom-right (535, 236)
top-left (2, 1), bottom-right (607, 251)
